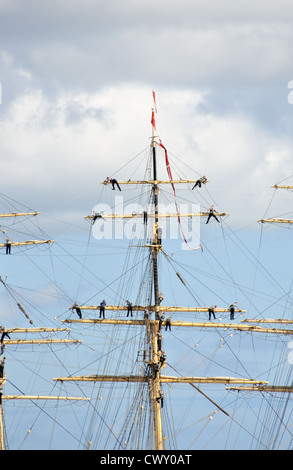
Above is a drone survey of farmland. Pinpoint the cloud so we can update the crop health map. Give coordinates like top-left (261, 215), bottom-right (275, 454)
top-left (1, 1), bottom-right (293, 93)
top-left (0, 81), bottom-right (292, 232)
top-left (0, 1), bottom-right (292, 231)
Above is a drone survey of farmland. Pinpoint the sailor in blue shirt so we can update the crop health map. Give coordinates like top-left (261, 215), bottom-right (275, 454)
top-left (100, 300), bottom-right (106, 319)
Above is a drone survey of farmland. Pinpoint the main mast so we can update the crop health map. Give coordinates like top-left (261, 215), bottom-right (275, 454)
top-left (152, 117), bottom-right (160, 306)
top-left (149, 106), bottom-right (164, 449)
top-left (57, 94), bottom-right (293, 450)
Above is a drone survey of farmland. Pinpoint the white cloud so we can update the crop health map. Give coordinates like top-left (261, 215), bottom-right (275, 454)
top-left (1, 1), bottom-right (293, 92)
top-left (0, 83), bottom-right (292, 230)
top-left (0, 1), bottom-right (292, 231)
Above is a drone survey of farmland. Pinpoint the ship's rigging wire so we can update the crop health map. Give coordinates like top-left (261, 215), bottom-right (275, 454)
top-left (1, 139), bottom-right (293, 449)
top-left (155, 147), bottom-right (293, 318)
top-left (4, 378), bottom-right (86, 449)
top-left (163, 269), bottom-right (292, 433)
top-left (0, 206), bottom-right (135, 448)
top-left (80, 146), bottom-right (293, 448)
top-left (169, 338), bottom-right (281, 449)
top-left (245, 188), bottom-right (279, 318)
top-left (159, 154), bottom-right (287, 313)
top-left (165, 361), bottom-right (268, 449)
top-left (274, 174), bottom-right (293, 185)
top-left (109, 145), bottom-right (150, 179)
top-left (158, 245), bottom-right (293, 449)
top-left (74, 227), bottom-right (92, 302)
top-left (50, 335), bottom-right (132, 449)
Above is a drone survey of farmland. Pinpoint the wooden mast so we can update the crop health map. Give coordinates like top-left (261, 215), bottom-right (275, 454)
top-left (63, 317), bottom-right (293, 336)
top-left (0, 212), bottom-right (40, 218)
top-left (60, 99), bottom-right (293, 450)
top-left (0, 379), bottom-right (5, 450)
top-left (56, 98), bottom-right (293, 449)
top-left (85, 211), bottom-right (228, 221)
top-left (0, 240), bottom-right (54, 249)
top-left (150, 105), bottom-right (164, 450)
top-left (52, 100), bottom-right (166, 450)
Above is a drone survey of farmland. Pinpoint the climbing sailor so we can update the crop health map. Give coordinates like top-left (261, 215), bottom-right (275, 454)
top-left (156, 389), bottom-right (164, 408)
top-left (157, 227), bottom-right (162, 245)
top-left (99, 300), bottom-right (106, 319)
top-left (192, 176), bottom-right (207, 189)
top-left (229, 302), bottom-right (239, 320)
top-left (0, 383), bottom-right (3, 405)
top-left (126, 300), bottom-right (133, 317)
top-left (158, 311), bottom-right (165, 331)
top-left (165, 316), bottom-right (172, 331)
top-left (206, 206), bottom-right (220, 224)
top-left (0, 327), bottom-right (10, 343)
top-left (208, 306), bottom-right (217, 321)
top-left (91, 211), bottom-right (103, 225)
top-left (159, 351), bottom-right (166, 366)
top-left (72, 302), bottom-right (82, 319)
top-left (5, 238), bottom-right (11, 255)
top-left (110, 178), bottom-right (121, 191)
top-left (157, 331), bottom-right (163, 351)
top-left (153, 362), bottom-right (160, 378)
top-left (0, 357), bottom-right (5, 378)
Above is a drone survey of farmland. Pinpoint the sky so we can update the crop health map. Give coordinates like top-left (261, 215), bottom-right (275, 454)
top-left (0, 0), bottom-right (293, 450)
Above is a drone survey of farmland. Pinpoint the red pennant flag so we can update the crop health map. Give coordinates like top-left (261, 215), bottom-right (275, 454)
top-left (151, 110), bottom-right (156, 130)
top-left (159, 139), bottom-right (202, 253)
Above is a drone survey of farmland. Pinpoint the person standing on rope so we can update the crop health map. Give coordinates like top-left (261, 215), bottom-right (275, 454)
top-left (192, 176), bottom-right (207, 189)
top-left (110, 178), bottom-right (121, 191)
top-left (100, 300), bottom-right (106, 319)
top-left (72, 302), bottom-right (82, 319)
top-left (126, 300), bottom-right (133, 317)
top-left (208, 306), bottom-right (217, 321)
top-left (5, 238), bottom-right (11, 255)
top-left (206, 206), bottom-right (220, 224)
top-left (229, 302), bottom-right (239, 320)
top-left (143, 211), bottom-right (148, 225)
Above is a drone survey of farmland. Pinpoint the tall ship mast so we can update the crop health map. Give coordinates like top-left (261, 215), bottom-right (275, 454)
top-left (54, 93), bottom-right (293, 450)
top-left (1, 96), bottom-right (292, 450)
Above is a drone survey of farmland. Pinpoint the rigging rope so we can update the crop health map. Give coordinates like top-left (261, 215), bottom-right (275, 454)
top-left (158, 139), bottom-right (203, 253)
